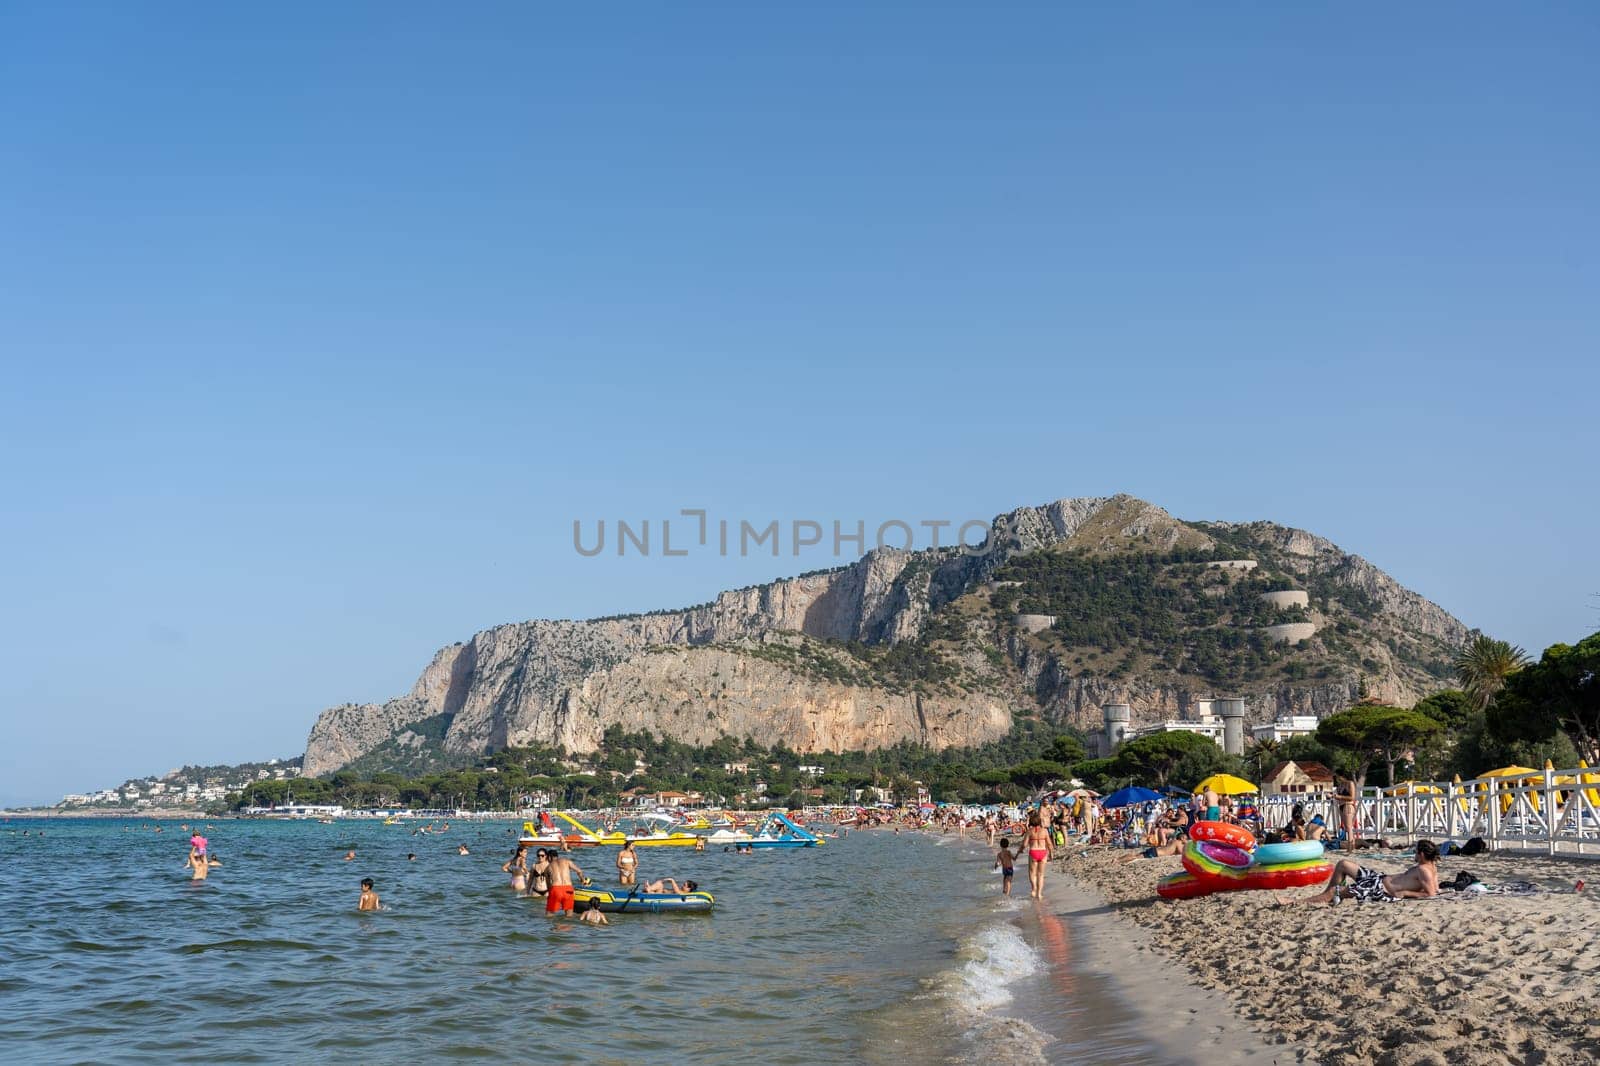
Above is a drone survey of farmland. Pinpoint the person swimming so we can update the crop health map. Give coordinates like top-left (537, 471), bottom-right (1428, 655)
top-left (359, 877), bottom-right (381, 911)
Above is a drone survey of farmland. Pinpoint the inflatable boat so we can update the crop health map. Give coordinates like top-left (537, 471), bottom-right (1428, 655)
top-left (570, 886), bottom-right (715, 914)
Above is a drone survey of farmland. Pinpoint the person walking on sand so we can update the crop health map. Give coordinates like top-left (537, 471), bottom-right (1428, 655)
top-left (1202, 783), bottom-right (1220, 823)
top-left (1023, 812), bottom-right (1051, 899)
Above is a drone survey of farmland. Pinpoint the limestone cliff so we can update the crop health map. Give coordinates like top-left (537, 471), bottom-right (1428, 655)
top-left (302, 494), bottom-right (1475, 776)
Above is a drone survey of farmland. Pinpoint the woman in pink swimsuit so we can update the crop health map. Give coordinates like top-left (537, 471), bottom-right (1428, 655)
top-left (1024, 811), bottom-right (1052, 899)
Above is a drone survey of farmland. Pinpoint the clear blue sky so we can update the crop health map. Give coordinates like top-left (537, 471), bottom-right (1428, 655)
top-left (2, 3), bottom-right (1596, 805)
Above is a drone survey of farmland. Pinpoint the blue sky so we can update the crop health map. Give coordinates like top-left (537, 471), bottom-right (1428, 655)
top-left (2, 3), bottom-right (1596, 805)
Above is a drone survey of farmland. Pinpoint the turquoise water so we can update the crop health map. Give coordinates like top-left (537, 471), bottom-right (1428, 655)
top-left (0, 819), bottom-right (1159, 1064)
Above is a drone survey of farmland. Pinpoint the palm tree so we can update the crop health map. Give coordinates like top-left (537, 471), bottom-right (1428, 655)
top-left (1455, 635), bottom-right (1530, 713)
top-left (1247, 736), bottom-right (1281, 781)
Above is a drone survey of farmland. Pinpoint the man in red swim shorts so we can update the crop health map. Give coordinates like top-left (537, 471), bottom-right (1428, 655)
top-left (544, 852), bottom-right (588, 915)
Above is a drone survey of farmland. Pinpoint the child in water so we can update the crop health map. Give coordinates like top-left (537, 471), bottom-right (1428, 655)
top-left (995, 837), bottom-right (1017, 896)
top-left (577, 898), bottom-right (608, 926)
top-left (359, 878), bottom-right (381, 911)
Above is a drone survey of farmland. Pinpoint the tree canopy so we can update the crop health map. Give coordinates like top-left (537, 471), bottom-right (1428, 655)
top-left (1315, 705), bottom-right (1442, 786)
top-left (1110, 731), bottom-right (1222, 787)
top-left (1488, 633), bottom-right (1600, 763)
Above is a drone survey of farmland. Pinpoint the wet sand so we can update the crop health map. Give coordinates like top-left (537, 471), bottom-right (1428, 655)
top-left (1039, 867), bottom-right (1312, 1064)
top-left (1054, 846), bottom-right (1600, 1065)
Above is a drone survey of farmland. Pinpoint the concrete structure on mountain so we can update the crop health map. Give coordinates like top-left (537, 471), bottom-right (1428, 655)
top-left (1124, 697), bottom-right (1248, 755)
top-left (1218, 698), bottom-right (1247, 756)
top-left (1012, 613), bottom-right (1057, 635)
top-left (1102, 704), bottom-right (1131, 756)
top-left (1258, 590), bottom-right (1310, 609)
top-left (1264, 622), bottom-right (1318, 645)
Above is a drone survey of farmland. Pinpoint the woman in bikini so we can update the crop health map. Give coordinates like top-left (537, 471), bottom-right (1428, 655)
top-left (1023, 811), bottom-right (1052, 899)
top-left (502, 843), bottom-right (529, 892)
top-left (528, 849), bottom-right (551, 897)
top-left (616, 840), bottom-right (638, 886)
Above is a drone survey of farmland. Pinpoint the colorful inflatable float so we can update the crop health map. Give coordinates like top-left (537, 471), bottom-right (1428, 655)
top-left (570, 885), bottom-right (715, 914)
top-left (1156, 822), bottom-right (1332, 900)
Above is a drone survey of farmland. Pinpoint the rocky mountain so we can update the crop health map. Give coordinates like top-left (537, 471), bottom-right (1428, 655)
top-left (302, 495), bottom-right (1471, 776)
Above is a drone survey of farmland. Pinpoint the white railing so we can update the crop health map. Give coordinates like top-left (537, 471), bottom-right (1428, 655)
top-left (1258, 765), bottom-right (1600, 857)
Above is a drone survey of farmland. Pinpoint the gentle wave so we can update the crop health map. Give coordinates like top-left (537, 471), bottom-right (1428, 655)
top-left (927, 922), bottom-right (1044, 1012)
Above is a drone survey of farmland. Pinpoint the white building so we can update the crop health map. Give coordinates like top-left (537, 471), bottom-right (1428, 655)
top-left (1128, 700), bottom-right (1228, 748)
top-left (797, 765), bottom-right (825, 776)
top-left (1250, 715), bottom-right (1321, 743)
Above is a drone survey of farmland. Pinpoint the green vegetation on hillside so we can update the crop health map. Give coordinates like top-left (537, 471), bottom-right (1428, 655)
top-left (232, 720), bottom-right (1092, 812)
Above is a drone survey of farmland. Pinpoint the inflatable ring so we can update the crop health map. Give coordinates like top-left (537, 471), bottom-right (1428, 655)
top-left (1241, 859), bottom-right (1333, 890)
top-left (1188, 821), bottom-right (1256, 850)
top-left (1156, 871), bottom-right (1211, 899)
top-left (1181, 840), bottom-right (1253, 888)
top-left (1252, 840), bottom-right (1326, 865)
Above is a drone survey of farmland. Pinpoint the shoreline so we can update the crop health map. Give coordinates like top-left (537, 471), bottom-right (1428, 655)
top-left (1038, 861), bottom-right (1311, 1064)
top-left (2, 808), bottom-right (211, 819)
top-left (1051, 845), bottom-right (1600, 1065)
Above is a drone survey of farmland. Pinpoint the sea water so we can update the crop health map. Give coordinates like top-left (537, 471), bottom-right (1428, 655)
top-left (0, 819), bottom-right (1164, 1064)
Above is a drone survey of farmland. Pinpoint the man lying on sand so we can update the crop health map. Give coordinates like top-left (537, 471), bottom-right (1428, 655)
top-left (1286, 839), bottom-right (1440, 904)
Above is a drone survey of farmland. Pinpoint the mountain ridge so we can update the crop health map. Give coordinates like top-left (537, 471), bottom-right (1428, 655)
top-left (302, 495), bottom-right (1470, 776)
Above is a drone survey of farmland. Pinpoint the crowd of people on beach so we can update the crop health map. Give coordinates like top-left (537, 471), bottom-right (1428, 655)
top-left (901, 782), bottom-right (1457, 907)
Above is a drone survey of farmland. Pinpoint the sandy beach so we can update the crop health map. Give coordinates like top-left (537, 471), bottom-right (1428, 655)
top-left (1053, 846), bottom-right (1600, 1065)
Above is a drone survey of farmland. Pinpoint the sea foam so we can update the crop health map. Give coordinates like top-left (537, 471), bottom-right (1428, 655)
top-left (927, 923), bottom-right (1044, 1012)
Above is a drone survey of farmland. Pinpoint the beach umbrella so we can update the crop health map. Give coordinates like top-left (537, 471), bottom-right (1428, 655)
top-left (1157, 784), bottom-right (1190, 797)
top-left (1192, 773), bottom-right (1257, 796)
top-left (1102, 786), bottom-right (1162, 809)
top-left (1478, 765), bottom-right (1541, 813)
top-left (1385, 781), bottom-right (1443, 796)
top-left (1575, 760), bottom-right (1600, 808)
top-left (1479, 765), bottom-right (1539, 779)
top-left (1064, 788), bottom-right (1098, 799)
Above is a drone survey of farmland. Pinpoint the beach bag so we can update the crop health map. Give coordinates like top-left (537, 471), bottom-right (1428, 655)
top-left (1459, 837), bottom-right (1487, 857)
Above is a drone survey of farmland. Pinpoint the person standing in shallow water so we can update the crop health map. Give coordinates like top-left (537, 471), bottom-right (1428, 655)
top-left (616, 841), bottom-right (638, 886)
top-left (503, 844), bottom-right (529, 892)
top-left (1023, 812), bottom-right (1051, 899)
